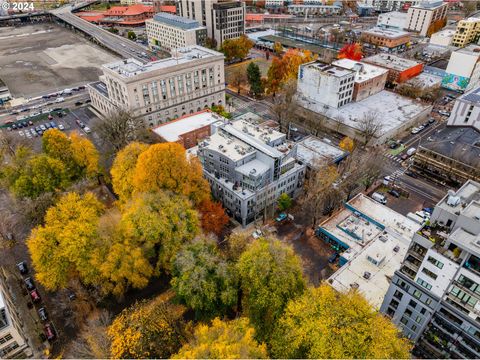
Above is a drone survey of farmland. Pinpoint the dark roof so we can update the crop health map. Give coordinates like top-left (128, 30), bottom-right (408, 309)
top-left (460, 87), bottom-right (480, 105)
top-left (419, 126), bottom-right (480, 168)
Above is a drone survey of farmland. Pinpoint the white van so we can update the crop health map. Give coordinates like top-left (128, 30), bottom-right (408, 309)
top-left (406, 147), bottom-right (416, 156)
top-left (371, 192), bottom-right (387, 205)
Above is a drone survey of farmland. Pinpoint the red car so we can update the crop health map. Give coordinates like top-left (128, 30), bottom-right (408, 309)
top-left (44, 323), bottom-right (56, 341)
top-left (30, 289), bottom-right (41, 303)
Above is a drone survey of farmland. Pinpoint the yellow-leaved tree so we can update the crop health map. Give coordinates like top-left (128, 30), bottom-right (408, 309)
top-left (120, 191), bottom-right (200, 272)
top-left (27, 192), bottom-right (104, 290)
top-left (339, 136), bottom-right (355, 153)
top-left (108, 291), bottom-right (187, 359)
top-left (173, 318), bottom-right (268, 359)
top-left (270, 284), bottom-right (412, 359)
top-left (132, 143), bottom-right (210, 205)
top-left (110, 142), bottom-right (149, 202)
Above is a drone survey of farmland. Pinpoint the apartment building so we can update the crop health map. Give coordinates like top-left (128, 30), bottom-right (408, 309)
top-left (362, 26), bottom-right (411, 52)
top-left (88, 46), bottom-right (225, 126)
top-left (297, 61), bottom-right (356, 109)
top-left (430, 28), bottom-right (455, 47)
top-left (177, 0), bottom-right (245, 48)
top-left (380, 181), bottom-right (480, 358)
top-left (287, 4), bottom-right (342, 17)
top-left (196, 117), bottom-right (306, 227)
top-left (0, 269), bottom-right (30, 359)
top-left (442, 44), bottom-right (480, 92)
top-left (332, 58), bottom-right (388, 101)
top-left (453, 17), bottom-right (480, 48)
top-left (362, 53), bottom-right (423, 83)
top-left (146, 12), bottom-right (207, 51)
top-left (448, 86), bottom-right (480, 132)
top-left (359, 0), bottom-right (419, 12)
top-left (405, 0), bottom-right (448, 37)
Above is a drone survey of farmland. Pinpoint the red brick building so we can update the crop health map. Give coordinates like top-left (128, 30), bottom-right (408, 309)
top-left (362, 53), bottom-right (424, 84)
top-left (152, 110), bottom-right (225, 149)
top-left (76, 4), bottom-right (156, 26)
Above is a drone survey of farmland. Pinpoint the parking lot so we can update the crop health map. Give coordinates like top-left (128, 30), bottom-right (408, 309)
top-left (0, 23), bottom-right (118, 98)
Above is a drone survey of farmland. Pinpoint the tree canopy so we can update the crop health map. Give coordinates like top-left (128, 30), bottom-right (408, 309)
top-left (173, 318), bottom-right (268, 359)
top-left (171, 237), bottom-right (237, 319)
top-left (27, 192), bottom-right (104, 290)
top-left (270, 284), bottom-right (412, 359)
top-left (198, 199), bottom-right (229, 236)
top-left (221, 35), bottom-right (254, 61)
top-left (237, 237), bottom-right (306, 341)
top-left (247, 62), bottom-right (263, 96)
top-left (338, 43), bottom-right (363, 61)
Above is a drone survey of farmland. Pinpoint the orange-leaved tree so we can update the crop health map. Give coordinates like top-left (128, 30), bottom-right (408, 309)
top-left (339, 136), bottom-right (355, 153)
top-left (132, 143), bottom-right (210, 205)
top-left (338, 43), bottom-right (363, 61)
top-left (198, 199), bottom-right (229, 236)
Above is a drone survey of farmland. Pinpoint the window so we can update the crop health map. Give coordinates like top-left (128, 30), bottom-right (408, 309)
top-left (426, 298), bottom-right (432, 306)
top-left (450, 286), bottom-right (478, 307)
top-left (416, 278), bottom-right (432, 290)
top-left (427, 256), bottom-right (444, 269)
top-left (413, 290), bottom-right (422, 299)
top-left (420, 307), bottom-right (427, 315)
top-left (400, 317), bottom-right (408, 325)
top-left (415, 316), bottom-right (422, 324)
top-left (394, 290), bottom-right (403, 300)
top-left (458, 275), bottom-right (480, 295)
top-left (422, 267), bottom-right (438, 280)
top-left (409, 300), bottom-right (417, 309)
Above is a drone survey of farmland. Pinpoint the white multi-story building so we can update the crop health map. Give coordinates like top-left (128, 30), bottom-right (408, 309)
top-left (0, 270), bottom-right (31, 359)
top-left (405, 0), bottom-right (448, 37)
top-left (442, 44), bottom-right (480, 93)
top-left (380, 180), bottom-right (480, 358)
top-left (359, 0), bottom-right (420, 13)
top-left (287, 4), bottom-right (342, 17)
top-left (377, 11), bottom-right (408, 30)
top-left (196, 116), bottom-right (306, 227)
top-left (177, 0), bottom-right (245, 49)
top-left (430, 28), bottom-right (455, 46)
top-left (447, 86), bottom-right (480, 132)
top-left (297, 61), bottom-right (355, 109)
top-left (146, 12), bottom-right (207, 51)
top-left (88, 46), bottom-right (225, 126)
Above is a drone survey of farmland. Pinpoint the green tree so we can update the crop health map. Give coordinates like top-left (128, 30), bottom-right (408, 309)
top-left (173, 318), bottom-right (268, 359)
top-left (12, 154), bottom-right (68, 198)
top-left (108, 292), bottom-right (187, 359)
top-left (277, 193), bottom-right (292, 212)
top-left (27, 192), bottom-right (104, 290)
top-left (127, 31), bottom-right (137, 40)
top-left (120, 191), bottom-right (200, 272)
top-left (271, 285), bottom-right (412, 358)
top-left (171, 237), bottom-right (237, 319)
top-left (247, 62), bottom-right (263, 97)
top-left (237, 237), bottom-right (306, 341)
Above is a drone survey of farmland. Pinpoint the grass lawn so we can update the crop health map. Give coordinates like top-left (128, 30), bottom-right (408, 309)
top-left (389, 144), bottom-right (405, 156)
top-left (225, 57), bottom-right (272, 86)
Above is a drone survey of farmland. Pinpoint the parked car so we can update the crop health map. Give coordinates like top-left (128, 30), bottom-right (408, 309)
top-left (389, 141), bottom-right (400, 149)
top-left (28, 120), bottom-right (34, 126)
top-left (30, 289), bottom-right (41, 302)
top-left (363, 271), bottom-right (371, 279)
top-left (428, 118), bottom-right (435, 124)
top-left (38, 307), bottom-right (48, 322)
top-left (252, 229), bottom-right (262, 239)
top-left (405, 171), bottom-right (417, 178)
top-left (275, 213), bottom-right (287, 222)
top-left (371, 192), bottom-right (387, 205)
top-left (18, 131), bottom-right (25, 137)
top-left (16, 261), bottom-right (28, 275)
top-left (388, 189), bottom-right (401, 198)
top-left (44, 323), bottom-right (56, 341)
top-left (328, 252), bottom-right (339, 264)
top-left (84, 126), bottom-right (91, 134)
top-left (40, 124), bottom-right (46, 131)
top-left (406, 147), bottom-right (416, 156)
top-left (411, 127), bottom-right (421, 134)
top-left (400, 153), bottom-right (409, 161)
top-left (438, 110), bottom-right (450, 116)
top-left (24, 277), bottom-right (35, 291)
top-left (74, 101), bottom-right (83, 106)
top-left (58, 124), bottom-right (65, 131)
top-left (21, 121), bottom-right (28, 128)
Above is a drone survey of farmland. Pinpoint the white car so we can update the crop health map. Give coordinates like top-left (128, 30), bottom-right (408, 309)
top-left (252, 229), bottom-right (263, 239)
top-left (84, 126), bottom-right (91, 134)
top-left (55, 97), bottom-right (65, 103)
top-left (411, 127), bottom-right (420, 134)
top-left (58, 124), bottom-right (65, 131)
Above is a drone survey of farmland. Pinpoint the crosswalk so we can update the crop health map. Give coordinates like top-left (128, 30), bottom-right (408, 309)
top-left (384, 153), bottom-right (403, 164)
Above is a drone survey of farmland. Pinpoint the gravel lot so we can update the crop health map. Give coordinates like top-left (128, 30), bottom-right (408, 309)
top-left (0, 23), bottom-right (118, 98)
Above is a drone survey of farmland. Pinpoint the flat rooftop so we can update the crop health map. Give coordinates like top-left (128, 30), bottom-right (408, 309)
top-left (333, 58), bottom-right (388, 83)
top-left (363, 53), bottom-right (421, 72)
top-left (418, 126), bottom-right (480, 172)
top-left (457, 86), bottom-right (480, 106)
top-left (411, 0), bottom-right (445, 10)
top-left (436, 179), bottom-right (480, 215)
top-left (89, 81), bottom-right (108, 97)
top-left (296, 135), bottom-right (347, 168)
top-left (363, 26), bottom-right (410, 39)
top-left (298, 90), bottom-right (431, 137)
top-left (406, 72), bottom-right (442, 89)
top-left (432, 28), bottom-right (455, 37)
top-left (230, 118), bottom-right (286, 146)
top-left (151, 12), bottom-right (204, 30)
top-left (104, 46), bottom-right (222, 78)
top-left (302, 61), bottom-right (354, 78)
top-left (320, 194), bottom-right (419, 309)
top-left (152, 110), bottom-right (225, 142)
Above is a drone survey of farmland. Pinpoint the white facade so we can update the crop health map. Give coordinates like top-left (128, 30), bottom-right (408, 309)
top-left (297, 61), bottom-right (355, 109)
top-left (444, 45), bottom-right (480, 92)
top-left (447, 86), bottom-right (480, 132)
top-left (145, 12), bottom-right (207, 51)
top-left (377, 11), bottom-right (407, 30)
top-left (88, 46), bottom-right (226, 126)
top-left (359, 0), bottom-right (420, 12)
top-left (430, 28), bottom-right (455, 46)
top-left (0, 271), bottom-right (30, 359)
top-left (196, 117), bottom-right (306, 227)
top-left (287, 4), bottom-right (342, 16)
top-left (177, 0), bottom-right (245, 49)
top-left (405, 0), bottom-right (448, 36)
